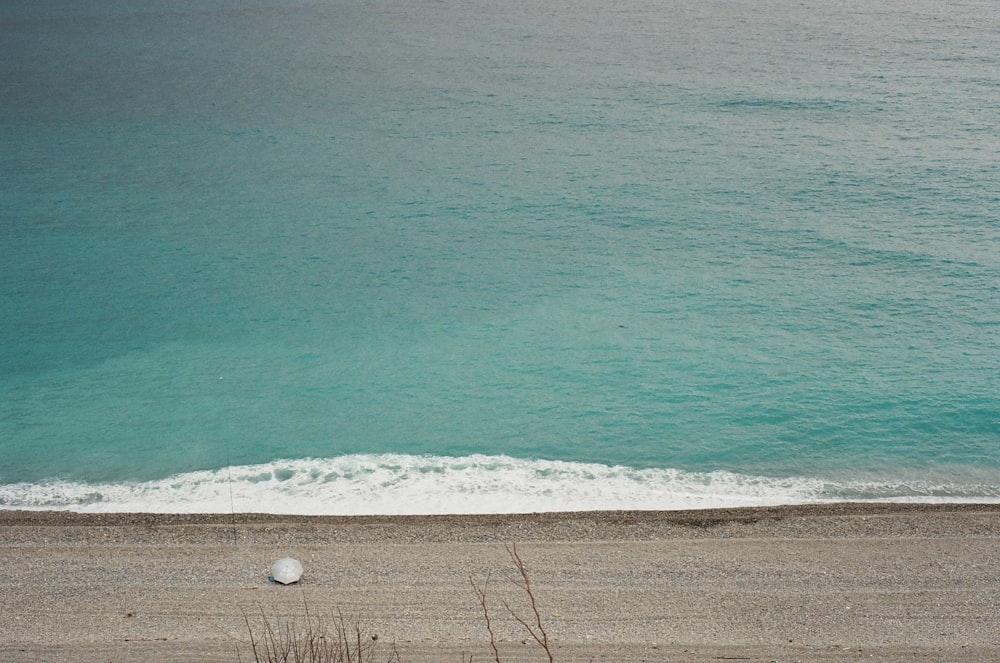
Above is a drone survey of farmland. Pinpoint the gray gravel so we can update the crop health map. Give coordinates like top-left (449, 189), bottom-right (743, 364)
top-left (1, 504), bottom-right (999, 662)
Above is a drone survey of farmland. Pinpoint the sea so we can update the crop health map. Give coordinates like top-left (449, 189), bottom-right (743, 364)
top-left (2, 0), bottom-right (998, 514)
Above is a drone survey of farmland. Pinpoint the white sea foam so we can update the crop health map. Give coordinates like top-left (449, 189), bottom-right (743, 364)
top-left (1, 454), bottom-right (997, 514)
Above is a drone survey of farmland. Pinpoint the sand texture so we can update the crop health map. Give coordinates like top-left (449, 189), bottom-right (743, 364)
top-left (2, 504), bottom-right (999, 662)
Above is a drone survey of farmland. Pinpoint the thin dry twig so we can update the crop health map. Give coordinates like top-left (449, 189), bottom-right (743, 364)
top-left (470, 572), bottom-right (501, 663)
top-left (501, 543), bottom-right (554, 663)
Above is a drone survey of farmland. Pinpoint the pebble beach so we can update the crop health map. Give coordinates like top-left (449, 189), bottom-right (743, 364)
top-left (2, 503), bottom-right (999, 662)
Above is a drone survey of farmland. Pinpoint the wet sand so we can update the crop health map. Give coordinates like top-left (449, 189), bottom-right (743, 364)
top-left (2, 503), bottom-right (999, 662)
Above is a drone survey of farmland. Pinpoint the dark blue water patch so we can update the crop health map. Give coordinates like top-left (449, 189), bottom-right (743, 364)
top-left (712, 96), bottom-right (852, 113)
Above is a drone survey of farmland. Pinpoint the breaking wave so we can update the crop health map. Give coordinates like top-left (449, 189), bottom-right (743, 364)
top-left (1, 454), bottom-right (998, 514)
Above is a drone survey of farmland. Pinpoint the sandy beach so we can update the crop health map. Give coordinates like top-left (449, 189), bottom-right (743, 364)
top-left (1, 503), bottom-right (998, 662)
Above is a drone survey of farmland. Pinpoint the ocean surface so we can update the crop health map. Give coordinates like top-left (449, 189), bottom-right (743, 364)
top-left (2, 0), bottom-right (998, 514)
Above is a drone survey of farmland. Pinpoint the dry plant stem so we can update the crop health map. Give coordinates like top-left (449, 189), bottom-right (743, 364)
top-left (503, 543), bottom-right (554, 663)
top-left (241, 603), bottom-right (398, 663)
top-left (470, 572), bottom-right (501, 663)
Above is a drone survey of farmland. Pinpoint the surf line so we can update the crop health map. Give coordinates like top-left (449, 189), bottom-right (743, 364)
top-left (223, 397), bottom-right (238, 545)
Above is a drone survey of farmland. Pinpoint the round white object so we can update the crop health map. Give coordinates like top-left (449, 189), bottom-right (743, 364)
top-left (269, 557), bottom-right (304, 584)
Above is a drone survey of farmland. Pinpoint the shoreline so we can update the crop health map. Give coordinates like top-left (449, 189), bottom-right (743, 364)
top-left (3, 502), bottom-right (1000, 543)
top-left (3, 503), bottom-right (999, 662)
top-left (4, 499), bottom-right (1000, 525)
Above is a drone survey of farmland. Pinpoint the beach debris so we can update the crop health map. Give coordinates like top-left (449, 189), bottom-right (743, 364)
top-left (269, 557), bottom-right (304, 584)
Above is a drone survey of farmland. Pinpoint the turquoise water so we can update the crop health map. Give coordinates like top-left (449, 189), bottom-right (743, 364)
top-left (2, 0), bottom-right (998, 513)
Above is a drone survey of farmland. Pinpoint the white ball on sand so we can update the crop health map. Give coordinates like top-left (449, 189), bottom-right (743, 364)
top-left (269, 557), bottom-right (304, 584)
